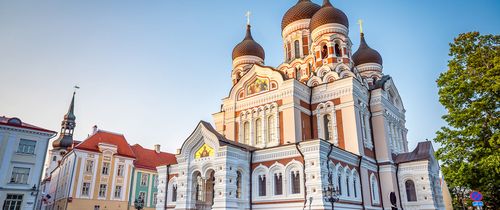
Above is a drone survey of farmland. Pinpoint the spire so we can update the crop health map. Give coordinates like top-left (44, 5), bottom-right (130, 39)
top-left (52, 88), bottom-right (78, 149)
top-left (244, 24), bottom-right (254, 40)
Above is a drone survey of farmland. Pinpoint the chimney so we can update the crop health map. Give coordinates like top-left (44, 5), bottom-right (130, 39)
top-left (92, 125), bottom-right (98, 134)
top-left (154, 144), bottom-right (161, 153)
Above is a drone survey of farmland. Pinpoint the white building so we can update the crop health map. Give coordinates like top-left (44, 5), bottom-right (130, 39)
top-left (155, 1), bottom-right (446, 210)
top-left (0, 116), bottom-right (56, 210)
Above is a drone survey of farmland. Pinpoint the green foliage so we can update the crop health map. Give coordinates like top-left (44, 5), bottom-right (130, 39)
top-left (435, 32), bottom-right (499, 209)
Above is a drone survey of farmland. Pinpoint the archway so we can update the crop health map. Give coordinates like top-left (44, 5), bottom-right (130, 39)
top-left (193, 169), bottom-right (216, 210)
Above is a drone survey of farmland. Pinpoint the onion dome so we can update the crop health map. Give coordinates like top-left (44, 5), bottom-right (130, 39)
top-left (232, 25), bottom-right (265, 60)
top-left (310, 0), bottom-right (349, 32)
top-left (352, 33), bottom-right (383, 65)
top-left (281, 0), bottom-right (321, 30)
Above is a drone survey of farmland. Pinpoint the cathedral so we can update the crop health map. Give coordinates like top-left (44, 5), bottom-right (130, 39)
top-left (154, 0), bottom-right (445, 210)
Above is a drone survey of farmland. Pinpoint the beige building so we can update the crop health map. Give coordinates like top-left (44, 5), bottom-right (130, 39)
top-left (47, 130), bottom-right (135, 210)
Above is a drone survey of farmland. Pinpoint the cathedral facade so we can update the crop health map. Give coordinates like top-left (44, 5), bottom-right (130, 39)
top-left (155, 1), bottom-right (445, 210)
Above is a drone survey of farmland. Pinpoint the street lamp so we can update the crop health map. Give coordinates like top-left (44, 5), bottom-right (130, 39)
top-left (323, 183), bottom-right (340, 210)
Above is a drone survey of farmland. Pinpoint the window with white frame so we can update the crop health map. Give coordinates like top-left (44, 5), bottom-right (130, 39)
top-left (405, 180), bottom-right (417, 202)
top-left (102, 162), bottom-right (110, 175)
top-left (294, 40), bottom-right (300, 58)
top-left (114, 186), bottom-right (122, 198)
top-left (117, 165), bottom-right (124, 177)
top-left (316, 102), bottom-right (338, 145)
top-left (243, 122), bottom-right (250, 145)
top-left (17, 139), bottom-right (36, 154)
top-left (172, 184), bottom-right (177, 202)
top-left (337, 167), bottom-right (343, 195)
top-left (274, 172), bottom-right (283, 195)
top-left (4, 194), bottom-right (23, 210)
top-left (324, 114), bottom-right (333, 141)
top-left (98, 184), bottom-right (107, 198)
top-left (153, 192), bottom-right (158, 205)
top-left (371, 174), bottom-right (380, 203)
top-left (139, 191), bottom-right (146, 200)
top-left (291, 170), bottom-right (301, 194)
top-left (255, 118), bottom-right (263, 145)
top-left (85, 160), bottom-right (93, 173)
top-left (258, 174), bottom-right (266, 196)
top-left (346, 169), bottom-right (351, 197)
top-left (81, 182), bottom-right (90, 196)
top-left (236, 171), bottom-right (242, 199)
top-left (267, 115), bottom-right (276, 144)
top-left (140, 174), bottom-right (148, 186)
top-left (10, 167), bottom-right (29, 184)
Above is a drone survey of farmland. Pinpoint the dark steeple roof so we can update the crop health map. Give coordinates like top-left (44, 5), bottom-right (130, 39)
top-left (352, 33), bottom-right (383, 66)
top-left (52, 91), bottom-right (76, 149)
top-left (232, 25), bottom-right (265, 60)
top-left (281, 0), bottom-right (321, 30)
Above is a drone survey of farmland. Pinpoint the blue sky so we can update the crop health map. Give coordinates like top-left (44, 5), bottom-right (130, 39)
top-left (1, 0), bottom-right (499, 153)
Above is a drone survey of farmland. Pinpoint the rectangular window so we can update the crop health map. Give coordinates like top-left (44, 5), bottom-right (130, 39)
top-left (3, 194), bottom-right (23, 210)
top-left (117, 165), bottom-right (124, 177)
top-left (10, 167), bottom-right (30, 184)
top-left (102, 162), bottom-right (110, 175)
top-left (153, 192), bottom-right (158, 205)
top-left (172, 185), bottom-right (177, 202)
top-left (139, 191), bottom-right (146, 200)
top-left (140, 174), bottom-right (148, 186)
top-left (81, 182), bottom-right (90, 196)
top-left (114, 186), bottom-right (122, 198)
top-left (17, 139), bottom-right (36, 154)
top-left (98, 184), bottom-right (107, 197)
top-left (85, 160), bottom-right (94, 173)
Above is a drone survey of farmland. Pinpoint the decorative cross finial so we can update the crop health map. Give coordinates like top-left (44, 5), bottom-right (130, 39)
top-left (245, 11), bottom-right (251, 25)
top-left (357, 19), bottom-right (363, 34)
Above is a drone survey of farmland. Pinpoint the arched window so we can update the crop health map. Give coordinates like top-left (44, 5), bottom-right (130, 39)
top-left (287, 42), bottom-right (292, 61)
top-left (255, 118), bottom-right (263, 145)
top-left (172, 184), bottom-right (177, 202)
top-left (236, 171), bottom-right (242, 198)
top-left (321, 44), bottom-right (328, 59)
top-left (334, 43), bottom-right (342, 57)
top-left (194, 173), bottom-right (203, 201)
top-left (405, 180), bottom-right (417, 202)
top-left (258, 175), bottom-right (266, 196)
top-left (353, 175), bottom-right (357, 198)
top-left (243, 122), bottom-right (250, 145)
top-left (371, 174), bottom-right (379, 203)
top-left (346, 170), bottom-right (351, 197)
top-left (294, 40), bottom-right (300, 58)
top-left (291, 171), bottom-right (301, 194)
top-left (267, 115), bottom-right (276, 144)
top-left (337, 168), bottom-right (343, 195)
top-left (274, 173), bottom-right (283, 195)
top-left (324, 114), bottom-right (333, 140)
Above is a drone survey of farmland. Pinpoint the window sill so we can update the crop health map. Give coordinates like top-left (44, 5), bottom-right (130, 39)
top-left (15, 152), bottom-right (35, 156)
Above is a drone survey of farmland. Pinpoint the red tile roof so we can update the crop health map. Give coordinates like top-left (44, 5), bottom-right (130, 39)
top-left (74, 130), bottom-right (136, 158)
top-left (131, 144), bottom-right (177, 171)
top-left (0, 116), bottom-right (56, 134)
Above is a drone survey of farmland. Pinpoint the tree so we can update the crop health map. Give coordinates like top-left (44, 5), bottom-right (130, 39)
top-left (435, 32), bottom-right (499, 209)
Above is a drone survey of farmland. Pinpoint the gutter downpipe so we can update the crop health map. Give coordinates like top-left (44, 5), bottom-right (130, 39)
top-left (249, 151), bottom-right (254, 210)
top-left (358, 156), bottom-right (366, 210)
top-left (164, 165), bottom-right (171, 210)
top-left (326, 143), bottom-right (334, 209)
top-left (395, 163), bottom-right (403, 209)
top-left (309, 84), bottom-right (314, 139)
top-left (368, 89), bottom-right (385, 210)
top-left (295, 142), bottom-right (307, 210)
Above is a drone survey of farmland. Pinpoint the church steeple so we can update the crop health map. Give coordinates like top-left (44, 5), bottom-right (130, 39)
top-left (52, 91), bottom-right (77, 149)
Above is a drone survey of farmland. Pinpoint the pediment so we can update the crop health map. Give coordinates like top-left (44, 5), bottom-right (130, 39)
top-left (229, 64), bottom-right (285, 101)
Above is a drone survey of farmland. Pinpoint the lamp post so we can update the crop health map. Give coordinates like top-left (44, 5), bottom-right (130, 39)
top-left (323, 183), bottom-right (340, 210)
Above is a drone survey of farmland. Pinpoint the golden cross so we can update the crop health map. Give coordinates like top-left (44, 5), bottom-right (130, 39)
top-left (245, 11), bottom-right (251, 25)
top-left (357, 19), bottom-right (363, 33)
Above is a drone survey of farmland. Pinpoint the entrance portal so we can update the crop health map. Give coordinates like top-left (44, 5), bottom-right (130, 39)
top-left (193, 170), bottom-right (215, 210)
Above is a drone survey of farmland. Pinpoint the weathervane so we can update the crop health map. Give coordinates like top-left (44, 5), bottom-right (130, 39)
top-left (245, 11), bottom-right (251, 25)
top-left (357, 19), bottom-right (363, 34)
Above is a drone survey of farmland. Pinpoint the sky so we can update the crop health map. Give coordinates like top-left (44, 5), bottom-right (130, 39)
top-left (0, 0), bottom-right (499, 153)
